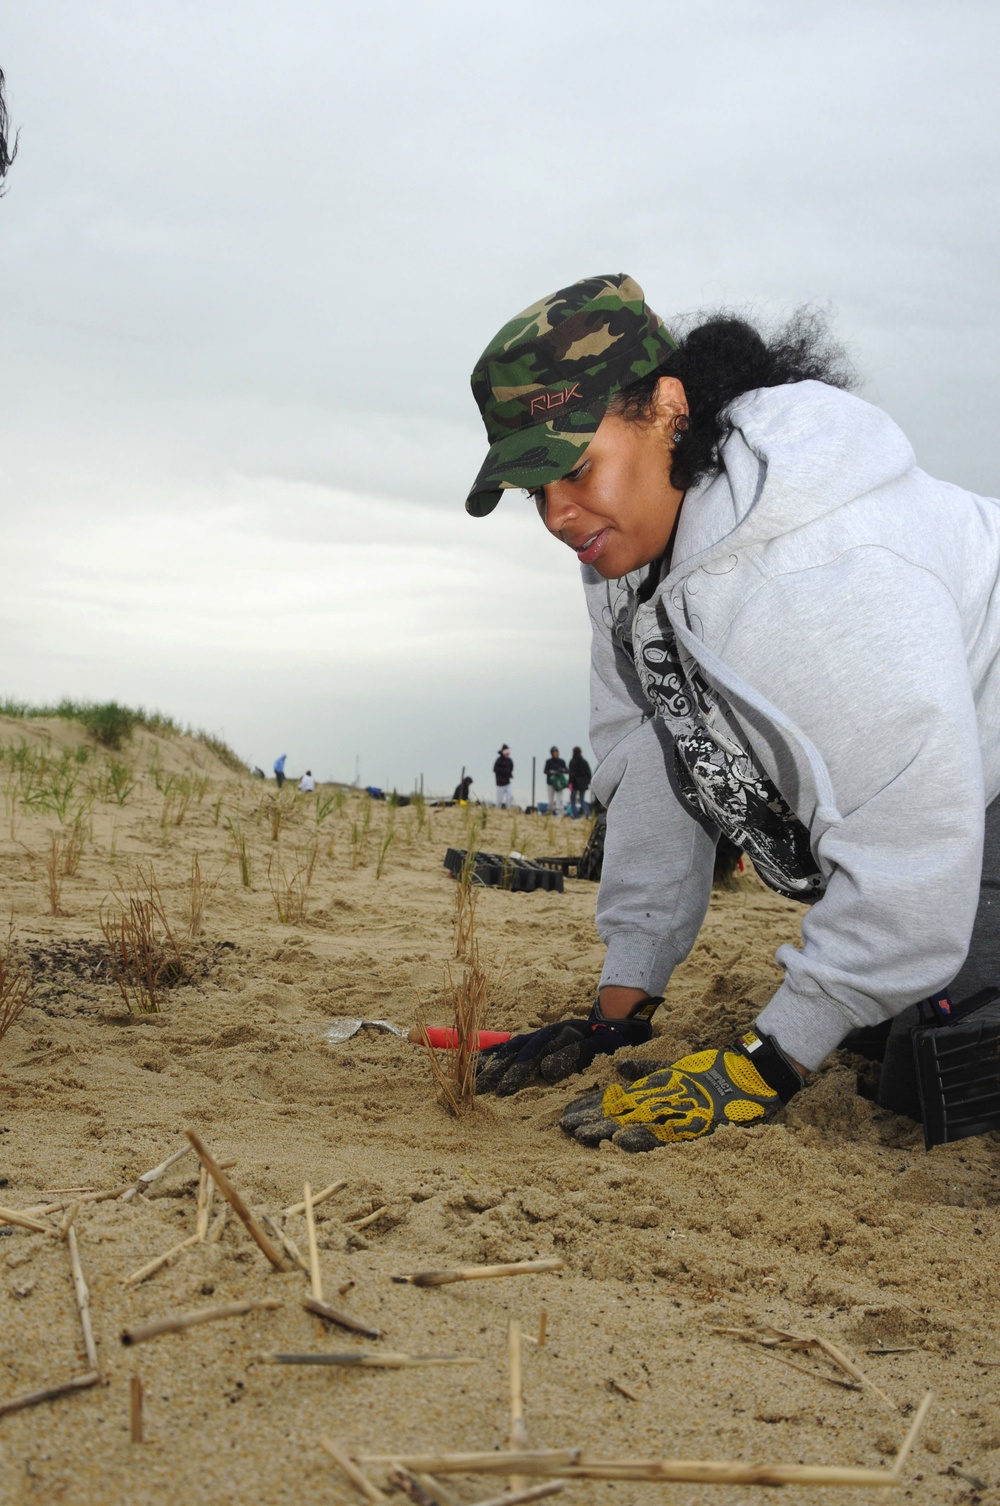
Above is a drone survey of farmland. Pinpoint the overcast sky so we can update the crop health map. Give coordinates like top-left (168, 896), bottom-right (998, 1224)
top-left (2, 2), bottom-right (998, 799)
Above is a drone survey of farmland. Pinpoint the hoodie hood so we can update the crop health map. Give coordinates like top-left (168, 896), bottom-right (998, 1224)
top-left (671, 381), bottom-right (916, 571)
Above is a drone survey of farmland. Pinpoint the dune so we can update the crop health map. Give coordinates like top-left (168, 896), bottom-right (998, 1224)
top-left (0, 713), bottom-right (993, 1503)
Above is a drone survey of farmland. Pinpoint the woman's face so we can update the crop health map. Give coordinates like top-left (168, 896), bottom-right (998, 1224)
top-left (533, 375), bottom-right (688, 579)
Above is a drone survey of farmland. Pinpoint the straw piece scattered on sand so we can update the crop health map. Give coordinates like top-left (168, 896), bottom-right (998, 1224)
top-left (468, 1483), bottom-right (567, 1506)
top-left (121, 1296), bottom-right (282, 1346)
top-left (123, 1233), bottom-right (201, 1287)
top-left (304, 1182), bottom-right (323, 1302)
top-left (508, 1318), bottom-right (528, 1492)
top-left (67, 1225), bottom-right (100, 1375)
top-left (130, 1375), bottom-right (144, 1443)
top-left (0, 1205), bottom-right (55, 1235)
top-left (303, 1294), bottom-right (381, 1339)
top-left (392, 1259), bottom-right (563, 1288)
top-left (259, 1352), bottom-right (479, 1369)
top-left (0, 1371), bottom-right (100, 1419)
top-left (208, 1204), bottom-right (228, 1244)
top-left (608, 1378), bottom-right (641, 1402)
top-left (388, 1467), bottom-right (440, 1506)
top-left (120, 1143), bottom-right (192, 1203)
top-left (261, 1212), bottom-right (309, 1274)
top-left (185, 1129), bottom-right (289, 1271)
top-left (195, 1164), bottom-right (211, 1241)
top-left (360, 1392), bottom-right (932, 1485)
top-left (320, 1437), bottom-right (387, 1503)
top-left (715, 1325), bottom-right (896, 1409)
top-left (350, 1205), bottom-right (389, 1231)
top-left (282, 1180), bottom-right (347, 1218)
top-left (59, 1202), bottom-right (81, 1237)
top-left (24, 1187), bottom-right (135, 1217)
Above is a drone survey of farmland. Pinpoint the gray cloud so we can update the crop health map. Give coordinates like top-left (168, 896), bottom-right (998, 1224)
top-left (1, 1), bottom-right (998, 787)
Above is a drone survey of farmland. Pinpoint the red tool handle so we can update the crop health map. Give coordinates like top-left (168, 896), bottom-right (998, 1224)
top-left (416, 1027), bottom-right (512, 1049)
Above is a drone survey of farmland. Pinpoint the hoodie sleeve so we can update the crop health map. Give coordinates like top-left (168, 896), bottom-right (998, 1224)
top-left (717, 548), bottom-right (985, 1070)
top-left (583, 567), bottom-right (717, 995)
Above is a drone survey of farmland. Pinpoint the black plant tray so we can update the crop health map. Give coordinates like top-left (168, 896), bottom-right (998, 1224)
top-left (443, 848), bottom-right (564, 894)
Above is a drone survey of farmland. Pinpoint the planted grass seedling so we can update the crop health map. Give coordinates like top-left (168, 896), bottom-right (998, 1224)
top-left (267, 839), bottom-right (318, 925)
top-left (350, 799), bottom-right (373, 869)
top-left (375, 809), bottom-right (396, 880)
top-left (99, 866), bottom-right (186, 1015)
top-left (225, 818), bottom-right (253, 888)
top-left (188, 852), bottom-right (223, 938)
top-left (0, 926), bottom-right (31, 1049)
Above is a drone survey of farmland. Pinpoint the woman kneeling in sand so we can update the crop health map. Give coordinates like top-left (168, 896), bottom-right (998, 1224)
top-left (465, 273), bottom-right (1000, 1151)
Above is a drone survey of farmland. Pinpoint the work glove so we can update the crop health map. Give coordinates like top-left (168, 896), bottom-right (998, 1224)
top-left (476, 997), bottom-right (662, 1097)
top-left (560, 1028), bottom-right (805, 1151)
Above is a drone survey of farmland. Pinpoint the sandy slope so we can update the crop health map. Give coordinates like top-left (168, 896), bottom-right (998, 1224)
top-left (0, 716), bottom-right (998, 1506)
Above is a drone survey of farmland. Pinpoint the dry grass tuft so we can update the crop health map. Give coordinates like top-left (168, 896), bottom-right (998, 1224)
top-left (99, 867), bottom-right (186, 1014)
top-left (0, 921), bottom-right (31, 1048)
top-left (267, 840), bottom-right (317, 925)
top-left (416, 941), bottom-right (490, 1117)
top-left (188, 852), bottom-right (223, 938)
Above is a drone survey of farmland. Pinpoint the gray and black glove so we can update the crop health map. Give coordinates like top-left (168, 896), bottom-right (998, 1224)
top-left (476, 996), bottom-right (662, 1097)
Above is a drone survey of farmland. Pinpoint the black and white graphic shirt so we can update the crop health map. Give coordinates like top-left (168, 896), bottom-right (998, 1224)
top-left (609, 578), bottom-right (825, 903)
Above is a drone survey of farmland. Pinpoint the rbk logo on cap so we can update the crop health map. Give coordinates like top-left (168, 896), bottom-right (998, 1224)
top-left (466, 273), bottom-right (677, 518)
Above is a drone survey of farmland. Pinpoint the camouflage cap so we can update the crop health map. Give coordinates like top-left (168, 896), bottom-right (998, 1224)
top-left (466, 273), bottom-right (676, 517)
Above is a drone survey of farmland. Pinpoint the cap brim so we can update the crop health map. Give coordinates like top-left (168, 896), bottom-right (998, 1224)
top-left (465, 414), bottom-right (603, 517)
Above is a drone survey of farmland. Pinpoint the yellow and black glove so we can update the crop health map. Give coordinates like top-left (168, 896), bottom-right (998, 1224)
top-left (559, 1029), bottom-right (805, 1152)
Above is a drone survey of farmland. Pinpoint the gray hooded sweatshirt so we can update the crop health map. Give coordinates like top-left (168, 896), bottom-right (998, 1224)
top-left (586, 380), bottom-right (1000, 1071)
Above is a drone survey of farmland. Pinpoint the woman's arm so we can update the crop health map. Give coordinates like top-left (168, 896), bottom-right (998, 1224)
top-left (583, 567), bottom-right (717, 999)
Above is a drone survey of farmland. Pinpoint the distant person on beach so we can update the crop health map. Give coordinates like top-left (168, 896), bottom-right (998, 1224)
top-left (298, 770), bottom-right (315, 793)
top-left (453, 775), bottom-right (473, 802)
top-left (464, 272), bottom-right (1000, 1152)
top-left (273, 753), bottom-right (287, 789)
top-left (568, 746), bottom-right (592, 818)
top-left (494, 745), bottom-right (514, 808)
top-left (543, 747), bottom-right (568, 816)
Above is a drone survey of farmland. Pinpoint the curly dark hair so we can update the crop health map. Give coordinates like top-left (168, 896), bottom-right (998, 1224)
top-left (610, 309), bottom-right (855, 492)
top-left (0, 69), bottom-right (17, 193)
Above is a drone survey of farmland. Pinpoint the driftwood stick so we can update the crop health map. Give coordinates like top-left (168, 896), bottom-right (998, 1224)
top-left (185, 1129), bottom-right (288, 1271)
top-left (303, 1294), bottom-right (381, 1339)
top-left (509, 1318), bottom-right (528, 1492)
top-left (120, 1143), bottom-right (192, 1202)
top-left (121, 1296), bottom-right (282, 1346)
top-left (0, 1205), bottom-right (55, 1235)
top-left (282, 1179), bottom-right (347, 1218)
top-left (0, 1371), bottom-right (100, 1419)
top-left (537, 1310), bottom-right (547, 1348)
top-left (392, 1259), bottom-right (563, 1288)
top-left (130, 1375), bottom-right (143, 1443)
top-left (261, 1213), bottom-right (309, 1274)
top-left (259, 1351), bottom-right (479, 1369)
top-left (470, 1483), bottom-right (567, 1506)
top-left (123, 1233), bottom-right (201, 1287)
top-left (304, 1182), bottom-right (323, 1302)
top-left (67, 1225), bottom-right (100, 1375)
top-left (320, 1436), bottom-right (387, 1503)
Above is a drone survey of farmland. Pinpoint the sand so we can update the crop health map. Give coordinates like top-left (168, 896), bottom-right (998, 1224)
top-left (0, 714), bottom-right (998, 1506)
